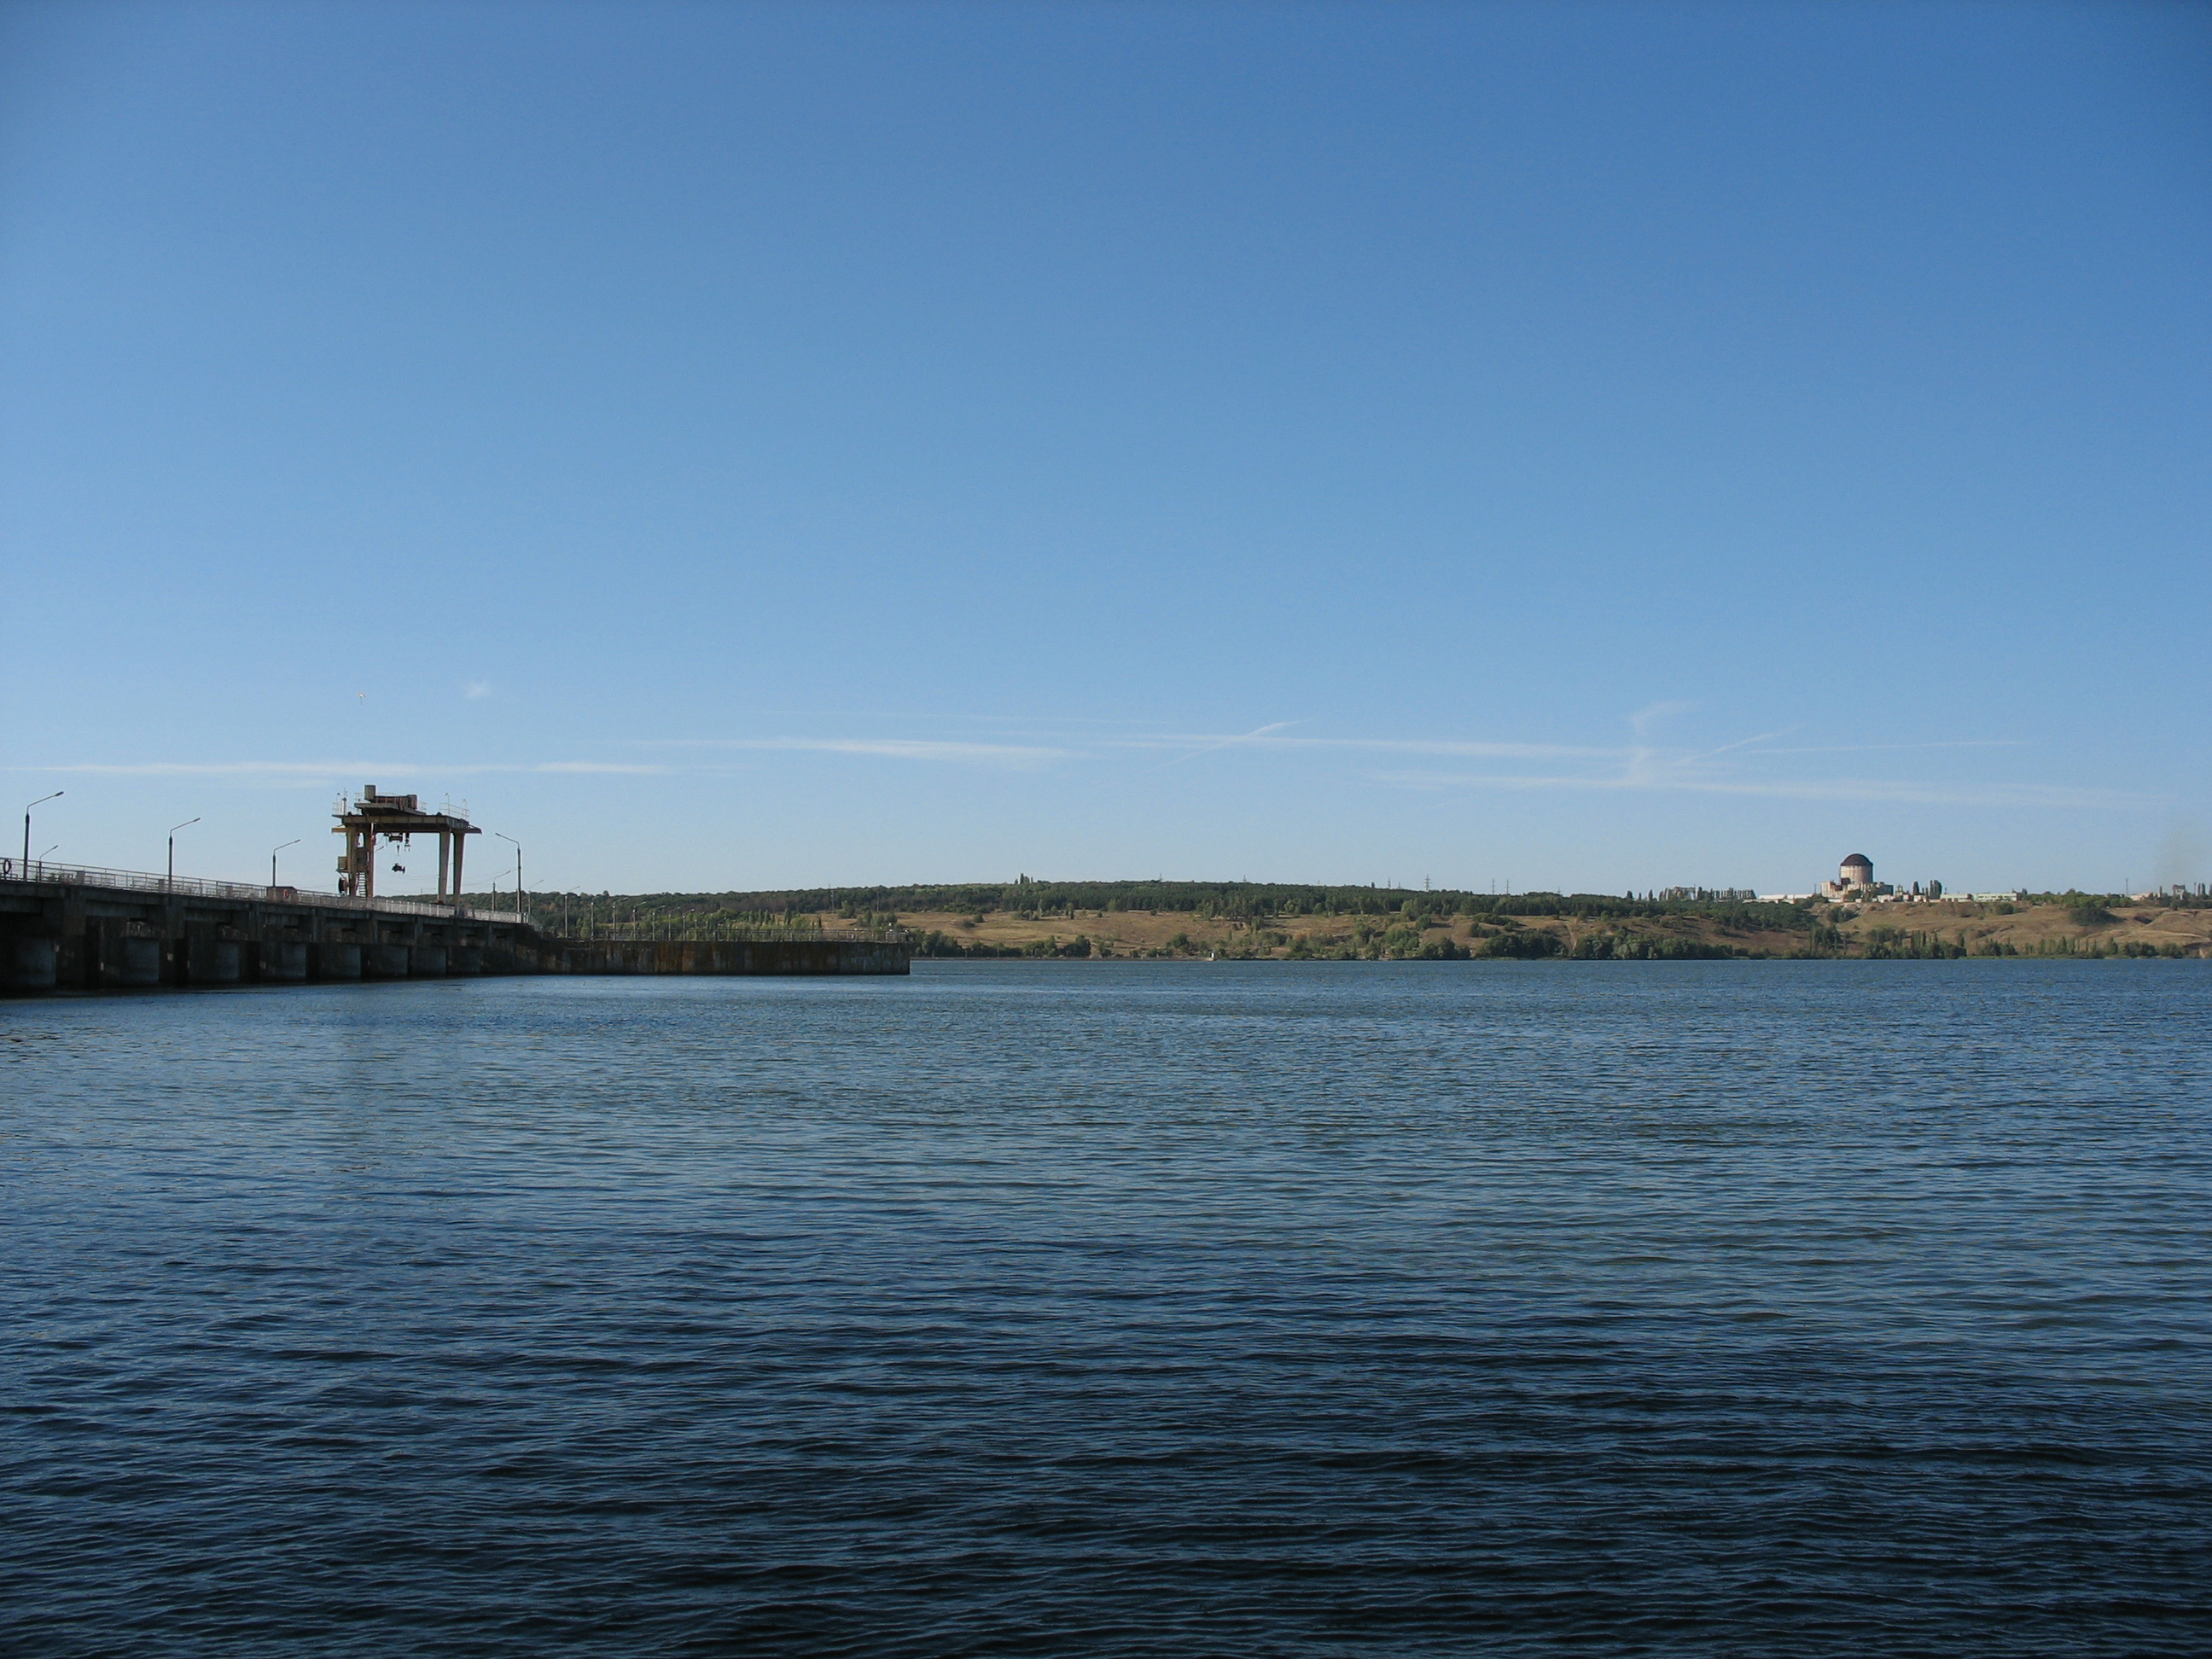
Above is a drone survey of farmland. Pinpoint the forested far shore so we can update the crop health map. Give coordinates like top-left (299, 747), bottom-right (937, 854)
top-left (430, 880), bottom-right (2212, 962)
top-left (466, 877), bottom-right (1822, 923)
top-left (452, 876), bottom-right (2208, 923)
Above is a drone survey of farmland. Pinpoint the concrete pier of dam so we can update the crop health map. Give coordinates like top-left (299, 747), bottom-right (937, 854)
top-left (0, 867), bottom-right (908, 995)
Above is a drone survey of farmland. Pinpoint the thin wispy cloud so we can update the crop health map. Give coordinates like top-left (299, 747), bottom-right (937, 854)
top-left (13, 719), bottom-right (2110, 814)
top-left (1139, 720), bottom-right (1300, 773)
top-left (1376, 769), bottom-right (2149, 812)
top-left (747, 708), bottom-right (1140, 728)
top-left (21, 760), bottom-right (670, 777)
top-left (1114, 732), bottom-right (1621, 760)
top-left (641, 720), bottom-right (2109, 811)
top-left (462, 680), bottom-right (492, 699)
top-left (1690, 729), bottom-right (1797, 762)
top-left (1065, 706), bottom-right (2132, 812)
top-left (647, 737), bottom-right (1074, 765)
top-left (1738, 739), bottom-right (2029, 756)
top-left (1616, 726), bottom-right (1796, 789)
top-left (1630, 700), bottom-right (1698, 738)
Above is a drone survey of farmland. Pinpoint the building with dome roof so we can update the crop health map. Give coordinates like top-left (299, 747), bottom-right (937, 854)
top-left (1820, 853), bottom-right (1890, 900)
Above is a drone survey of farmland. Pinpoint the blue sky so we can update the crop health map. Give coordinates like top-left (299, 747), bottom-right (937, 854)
top-left (4, 1), bottom-right (2207, 896)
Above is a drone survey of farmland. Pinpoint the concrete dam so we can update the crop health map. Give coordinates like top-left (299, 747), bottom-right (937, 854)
top-left (0, 867), bottom-right (908, 995)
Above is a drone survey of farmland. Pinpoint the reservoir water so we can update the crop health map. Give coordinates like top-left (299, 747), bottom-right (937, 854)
top-left (4, 961), bottom-right (2208, 1655)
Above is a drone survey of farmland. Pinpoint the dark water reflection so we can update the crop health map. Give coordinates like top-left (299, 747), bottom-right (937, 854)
top-left (4, 961), bottom-right (2209, 1654)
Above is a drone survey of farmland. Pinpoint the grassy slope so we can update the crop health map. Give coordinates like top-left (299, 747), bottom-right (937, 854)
top-left (888, 901), bottom-right (2212, 959)
top-left (1833, 899), bottom-right (2212, 958)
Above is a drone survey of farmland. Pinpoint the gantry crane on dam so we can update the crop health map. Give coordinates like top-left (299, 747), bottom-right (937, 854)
top-left (333, 787), bottom-right (478, 902)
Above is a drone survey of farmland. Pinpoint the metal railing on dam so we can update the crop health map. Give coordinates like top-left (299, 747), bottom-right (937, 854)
top-left (0, 859), bottom-right (524, 924)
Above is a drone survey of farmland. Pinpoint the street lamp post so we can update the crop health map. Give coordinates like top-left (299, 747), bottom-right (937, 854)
top-left (495, 833), bottom-right (523, 922)
top-left (22, 791), bottom-right (62, 877)
top-left (167, 818), bottom-right (200, 890)
top-left (271, 838), bottom-right (300, 890)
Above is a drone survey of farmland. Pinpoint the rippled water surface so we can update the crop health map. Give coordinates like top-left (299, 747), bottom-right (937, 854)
top-left (4, 961), bottom-right (2209, 1655)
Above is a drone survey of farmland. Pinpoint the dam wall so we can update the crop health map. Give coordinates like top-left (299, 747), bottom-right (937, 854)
top-left (0, 870), bottom-right (907, 994)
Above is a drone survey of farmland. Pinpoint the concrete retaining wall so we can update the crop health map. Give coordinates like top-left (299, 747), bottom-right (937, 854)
top-left (363, 944), bottom-right (412, 980)
top-left (259, 941), bottom-right (308, 982)
top-left (310, 942), bottom-right (362, 981)
top-left (183, 939), bottom-right (242, 986)
top-left (5, 937), bottom-right (56, 992)
top-left (103, 937), bottom-right (163, 989)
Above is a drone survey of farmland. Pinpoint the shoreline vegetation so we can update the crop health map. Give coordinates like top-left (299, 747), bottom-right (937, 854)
top-left (441, 881), bottom-right (2212, 962)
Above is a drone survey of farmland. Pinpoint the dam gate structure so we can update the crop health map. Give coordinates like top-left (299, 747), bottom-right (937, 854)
top-left (334, 787), bottom-right (476, 901)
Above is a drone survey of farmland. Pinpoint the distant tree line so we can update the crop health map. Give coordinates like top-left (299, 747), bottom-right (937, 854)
top-left (916, 932), bottom-right (1093, 959)
top-left (522, 879), bottom-right (1818, 932)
